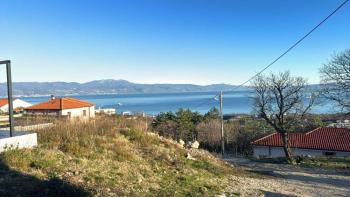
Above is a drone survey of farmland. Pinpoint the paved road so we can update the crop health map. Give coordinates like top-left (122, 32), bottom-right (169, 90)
top-left (224, 157), bottom-right (350, 197)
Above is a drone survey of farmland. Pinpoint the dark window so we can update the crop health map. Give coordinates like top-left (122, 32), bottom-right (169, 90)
top-left (83, 110), bottom-right (87, 116)
top-left (323, 151), bottom-right (336, 156)
top-left (67, 112), bottom-right (71, 118)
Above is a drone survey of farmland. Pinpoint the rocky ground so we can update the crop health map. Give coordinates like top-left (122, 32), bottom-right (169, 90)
top-left (225, 157), bottom-right (350, 197)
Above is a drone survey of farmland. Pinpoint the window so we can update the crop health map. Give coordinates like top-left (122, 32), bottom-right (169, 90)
top-left (323, 151), bottom-right (336, 156)
top-left (83, 110), bottom-right (87, 116)
top-left (67, 112), bottom-right (71, 118)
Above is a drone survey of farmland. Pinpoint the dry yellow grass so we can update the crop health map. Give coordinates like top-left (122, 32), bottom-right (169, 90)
top-left (0, 115), bottom-right (241, 196)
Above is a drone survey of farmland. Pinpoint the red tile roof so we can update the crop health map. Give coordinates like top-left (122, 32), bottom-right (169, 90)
top-left (251, 127), bottom-right (350, 152)
top-left (0, 98), bottom-right (18, 107)
top-left (26, 97), bottom-right (94, 110)
top-left (0, 99), bottom-right (8, 107)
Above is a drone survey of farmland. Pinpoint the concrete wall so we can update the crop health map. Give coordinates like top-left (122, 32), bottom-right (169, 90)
top-left (253, 145), bottom-right (350, 158)
top-left (60, 106), bottom-right (95, 120)
top-left (0, 123), bottom-right (53, 132)
top-left (0, 133), bottom-right (37, 152)
top-left (0, 114), bottom-right (23, 122)
top-left (25, 109), bottom-right (60, 116)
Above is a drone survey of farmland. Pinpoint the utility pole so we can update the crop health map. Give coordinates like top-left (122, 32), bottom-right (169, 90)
top-left (219, 91), bottom-right (225, 156)
top-left (1, 60), bottom-right (14, 137)
top-left (144, 112), bottom-right (148, 131)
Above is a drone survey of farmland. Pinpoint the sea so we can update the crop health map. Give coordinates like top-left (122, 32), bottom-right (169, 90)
top-left (20, 90), bottom-right (337, 116)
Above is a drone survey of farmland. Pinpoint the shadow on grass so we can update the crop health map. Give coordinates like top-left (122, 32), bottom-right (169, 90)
top-left (0, 161), bottom-right (91, 197)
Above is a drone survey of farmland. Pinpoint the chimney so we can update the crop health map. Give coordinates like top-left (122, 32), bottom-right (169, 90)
top-left (51, 95), bottom-right (55, 100)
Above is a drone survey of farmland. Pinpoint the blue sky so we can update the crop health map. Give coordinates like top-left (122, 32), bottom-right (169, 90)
top-left (0, 0), bottom-right (349, 85)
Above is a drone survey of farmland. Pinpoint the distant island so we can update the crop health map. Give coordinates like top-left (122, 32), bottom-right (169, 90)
top-left (0, 79), bottom-right (250, 97)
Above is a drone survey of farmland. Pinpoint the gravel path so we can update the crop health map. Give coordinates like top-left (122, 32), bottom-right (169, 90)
top-left (224, 157), bottom-right (350, 197)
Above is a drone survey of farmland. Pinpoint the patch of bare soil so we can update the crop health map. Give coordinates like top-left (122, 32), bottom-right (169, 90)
top-left (225, 158), bottom-right (350, 197)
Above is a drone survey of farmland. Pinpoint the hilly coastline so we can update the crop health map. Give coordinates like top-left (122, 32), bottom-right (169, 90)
top-left (0, 79), bottom-right (249, 96)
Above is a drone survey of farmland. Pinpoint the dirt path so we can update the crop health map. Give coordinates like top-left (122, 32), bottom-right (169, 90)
top-left (224, 157), bottom-right (350, 197)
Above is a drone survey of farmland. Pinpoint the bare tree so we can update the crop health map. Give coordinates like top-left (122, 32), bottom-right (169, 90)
top-left (252, 71), bottom-right (316, 163)
top-left (320, 49), bottom-right (350, 112)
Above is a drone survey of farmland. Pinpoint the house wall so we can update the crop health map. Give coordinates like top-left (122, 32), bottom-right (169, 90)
top-left (253, 145), bottom-right (350, 158)
top-left (25, 106), bottom-right (95, 120)
top-left (60, 106), bottom-right (95, 120)
top-left (0, 99), bottom-right (32, 113)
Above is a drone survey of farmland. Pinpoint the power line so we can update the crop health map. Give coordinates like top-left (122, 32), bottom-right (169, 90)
top-left (191, 0), bottom-right (349, 111)
top-left (191, 97), bottom-right (215, 110)
top-left (236, 0), bottom-right (349, 88)
top-left (189, 93), bottom-right (219, 112)
top-left (183, 93), bottom-right (219, 112)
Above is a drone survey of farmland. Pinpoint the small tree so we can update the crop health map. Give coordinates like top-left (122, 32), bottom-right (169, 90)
top-left (152, 112), bottom-right (178, 139)
top-left (203, 107), bottom-right (220, 121)
top-left (152, 109), bottom-right (203, 142)
top-left (252, 71), bottom-right (315, 163)
top-left (175, 108), bottom-right (202, 141)
top-left (320, 49), bottom-right (350, 112)
top-left (196, 119), bottom-right (221, 152)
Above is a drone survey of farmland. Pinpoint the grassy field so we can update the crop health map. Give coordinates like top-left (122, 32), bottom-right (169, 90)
top-left (0, 116), bottom-right (243, 196)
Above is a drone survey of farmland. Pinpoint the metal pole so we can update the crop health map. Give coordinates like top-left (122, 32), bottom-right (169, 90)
top-left (0, 60), bottom-right (14, 137)
top-left (220, 91), bottom-right (225, 156)
top-left (6, 62), bottom-right (15, 137)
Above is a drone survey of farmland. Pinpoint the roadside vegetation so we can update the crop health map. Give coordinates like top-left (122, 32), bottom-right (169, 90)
top-left (252, 156), bottom-right (350, 170)
top-left (152, 108), bottom-right (328, 156)
top-left (0, 115), bottom-right (246, 196)
top-left (300, 157), bottom-right (350, 169)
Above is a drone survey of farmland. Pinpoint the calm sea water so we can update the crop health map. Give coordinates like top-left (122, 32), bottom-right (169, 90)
top-left (20, 91), bottom-right (337, 116)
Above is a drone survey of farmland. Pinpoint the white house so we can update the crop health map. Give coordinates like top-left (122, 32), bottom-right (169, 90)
top-left (0, 98), bottom-right (32, 113)
top-left (252, 127), bottom-right (350, 158)
top-left (25, 97), bottom-right (95, 120)
top-left (95, 108), bottom-right (116, 115)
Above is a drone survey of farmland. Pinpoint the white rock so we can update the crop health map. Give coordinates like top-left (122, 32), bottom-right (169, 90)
top-left (186, 153), bottom-right (196, 160)
top-left (179, 139), bottom-right (185, 147)
top-left (191, 141), bottom-right (200, 149)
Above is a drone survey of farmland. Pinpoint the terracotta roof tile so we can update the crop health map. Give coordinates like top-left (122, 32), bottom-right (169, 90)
top-left (251, 127), bottom-right (350, 152)
top-left (26, 97), bottom-right (94, 110)
top-left (0, 98), bottom-right (18, 107)
top-left (0, 99), bottom-right (8, 107)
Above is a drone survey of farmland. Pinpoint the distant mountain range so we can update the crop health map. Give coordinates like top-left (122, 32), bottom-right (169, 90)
top-left (0, 79), bottom-right (250, 97)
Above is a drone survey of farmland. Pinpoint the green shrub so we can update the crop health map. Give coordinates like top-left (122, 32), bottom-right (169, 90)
top-left (120, 129), bottom-right (160, 147)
